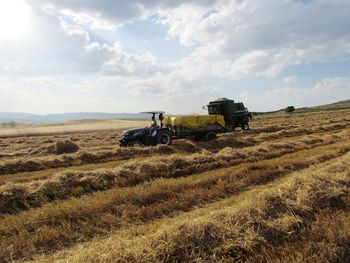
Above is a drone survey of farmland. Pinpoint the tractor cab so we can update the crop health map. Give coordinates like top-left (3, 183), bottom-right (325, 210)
top-left (141, 111), bottom-right (165, 130)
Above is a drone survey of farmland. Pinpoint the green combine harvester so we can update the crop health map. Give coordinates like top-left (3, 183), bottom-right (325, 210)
top-left (207, 98), bottom-right (252, 131)
top-left (119, 98), bottom-right (252, 147)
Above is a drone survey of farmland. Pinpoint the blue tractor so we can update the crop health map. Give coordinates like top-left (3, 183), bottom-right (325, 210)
top-left (119, 111), bottom-right (172, 147)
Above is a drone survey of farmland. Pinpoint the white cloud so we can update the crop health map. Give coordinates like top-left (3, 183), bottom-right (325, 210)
top-left (34, 0), bottom-right (215, 32)
top-left (157, 0), bottom-right (350, 78)
top-left (283, 76), bottom-right (298, 84)
top-left (0, 73), bottom-right (216, 114)
top-left (35, 0), bottom-right (143, 30)
top-left (6, 0), bottom-right (349, 80)
top-left (1, 0), bottom-right (349, 114)
top-left (314, 77), bottom-right (350, 92)
top-left (61, 9), bottom-right (117, 31)
top-left (102, 44), bottom-right (159, 76)
top-left (59, 17), bottom-right (90, 39)
top-left (0, 7), bottom-right (160, 77)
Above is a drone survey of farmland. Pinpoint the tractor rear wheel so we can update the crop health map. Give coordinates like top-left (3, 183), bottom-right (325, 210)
top-left (204, 131), bottom-right (217, 141)
top-left (156, 130), bottom-right (172, 146)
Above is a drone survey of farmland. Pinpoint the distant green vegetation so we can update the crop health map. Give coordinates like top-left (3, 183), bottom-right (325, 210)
top-left (285, 106), bottom-right (295, 116)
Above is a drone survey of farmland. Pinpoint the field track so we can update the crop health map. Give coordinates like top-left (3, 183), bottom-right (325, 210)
top-left (0, 110), bottom-right (349, 262)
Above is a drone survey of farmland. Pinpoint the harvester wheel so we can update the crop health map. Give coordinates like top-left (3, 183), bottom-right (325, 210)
top-left (204, 131), bottom-right (217, 141)
top-left (231, 121), bottom-right (236, 132)
top-left (127, 140), bottom-right (142, 147)
top-left (156, 130), bottom-right (172, 146)
top-left (242, 123), bottom-right (249, 130)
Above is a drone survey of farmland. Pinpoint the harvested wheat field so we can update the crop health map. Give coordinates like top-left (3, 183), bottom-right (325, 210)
top-left (0, 110), bottom-right (349, 263)
top-left (0, 119), bottom-right (149, 138)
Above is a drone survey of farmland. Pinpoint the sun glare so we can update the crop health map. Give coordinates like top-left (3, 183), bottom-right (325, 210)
top-left (0, 0), bottom-right (32, 40)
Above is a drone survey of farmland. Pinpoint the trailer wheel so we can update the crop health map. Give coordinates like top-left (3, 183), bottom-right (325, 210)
top-left (127, 140), bottom-right (142, 147)
top-left (204, 131), bottom-right (217, 141)
top-left (242, 123), bottom-right (249, 130)
top-left (156, 130), bottom-right (172, 146)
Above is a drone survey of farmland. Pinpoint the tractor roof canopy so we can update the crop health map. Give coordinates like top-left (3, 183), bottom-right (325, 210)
top-left (141, 111), bottom-right (165, 114)
top-left (141, 111), bottom-right (165, 121)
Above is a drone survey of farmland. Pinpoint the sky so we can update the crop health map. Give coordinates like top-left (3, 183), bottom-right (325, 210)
top-left (0, 0), bottom-right (349, 114)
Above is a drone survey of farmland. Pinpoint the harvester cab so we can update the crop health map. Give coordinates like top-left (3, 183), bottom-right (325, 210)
top-left (119, 111), bottom-right (172, 147)
top-left (207, 98), bottom-right (251, 131)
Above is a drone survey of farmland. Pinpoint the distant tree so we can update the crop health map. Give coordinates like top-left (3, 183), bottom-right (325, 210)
top-left (285, 106), bottom-right (295, 116)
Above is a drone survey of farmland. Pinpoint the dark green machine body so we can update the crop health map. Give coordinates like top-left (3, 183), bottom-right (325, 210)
top-left (207, 98), bottom-right (251, 131)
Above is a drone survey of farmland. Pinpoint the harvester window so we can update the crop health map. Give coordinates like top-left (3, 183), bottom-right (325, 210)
top-left (208, 105), bottom-right (222, 115)
top-left (235, 103), bottom-right (244, 110)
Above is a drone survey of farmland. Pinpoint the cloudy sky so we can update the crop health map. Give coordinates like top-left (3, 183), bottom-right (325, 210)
top-left (0, 0), bottom-right (349, 114)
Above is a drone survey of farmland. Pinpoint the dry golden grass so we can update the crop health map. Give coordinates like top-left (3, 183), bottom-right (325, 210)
top-left (0, 140), bottom-right (348, 261)
top-left (0, 109), bottom-right (348, 262)
top-left (35, 152), bottom-right (350, 263)
top-left (0, 118), bottom-right (347, 176)
top-left (0, 119), bottom-right (149, 138)
top-left (0, 144), bottom-right (176, 175)
top-left (0, 130), bottom-right (348, 215)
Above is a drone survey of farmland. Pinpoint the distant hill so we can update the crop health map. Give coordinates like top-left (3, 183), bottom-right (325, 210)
top-left (1, 99), bottom-right (349, 123)
top-left (308, 99), bottom-right (350, 110)
top-left (0, 112), bottom-right (149, 124)
top-left (252, 99), bottom-right (350, 116)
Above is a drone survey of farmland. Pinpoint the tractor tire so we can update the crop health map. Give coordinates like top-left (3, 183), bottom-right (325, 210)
top-left (204, 131), bottom-right (217, 141)
top-left (127, 140), bottom-right (142, 147)
top-left (242, 123), bottom-right (249, 130)
top-left (156, 130), bottom-right (172, 146)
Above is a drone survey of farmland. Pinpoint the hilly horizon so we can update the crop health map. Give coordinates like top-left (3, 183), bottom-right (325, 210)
top-left (308, 99), bottom-right (350, 109)
top-left (0, 112), bottom-right (150, 124)
top-left (0, 98), bottom-right (349, 124)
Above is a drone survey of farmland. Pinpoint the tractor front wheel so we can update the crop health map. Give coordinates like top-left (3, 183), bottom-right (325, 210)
top-left (127, 140), bottom-right (142, 147)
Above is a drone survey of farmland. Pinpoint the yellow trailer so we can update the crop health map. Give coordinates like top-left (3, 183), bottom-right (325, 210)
top-left (164, 114), bottom-right (225, 141)
top-left (164, 115), bottom-right (225, 129)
